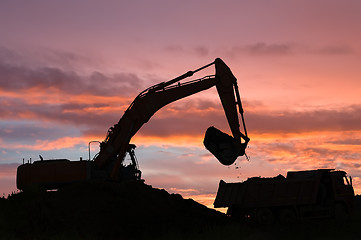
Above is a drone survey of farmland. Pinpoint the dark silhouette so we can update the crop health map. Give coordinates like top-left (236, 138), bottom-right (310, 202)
top-left (0, 181), bottom-right (228, 239)
top-left (214, 169), bottom-right (354, 224)
top-left (1, 182), bottom-right (360, 239)
top-left (16, 58), bottom-right (249, 191)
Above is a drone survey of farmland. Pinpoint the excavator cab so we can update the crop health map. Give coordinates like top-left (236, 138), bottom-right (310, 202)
top-left (122, 144), bottom-right (142, 181)
top-left (114, 144), bottom-right (142, 182)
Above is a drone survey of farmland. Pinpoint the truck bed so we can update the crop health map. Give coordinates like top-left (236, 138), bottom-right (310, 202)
top-left (214, 177), bottom-right (320, 209)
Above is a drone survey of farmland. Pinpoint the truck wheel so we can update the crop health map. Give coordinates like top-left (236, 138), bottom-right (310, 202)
top-left (256, 208), bottom-right (274, 225)
top-left (279, 208), bottom-right (297, 225)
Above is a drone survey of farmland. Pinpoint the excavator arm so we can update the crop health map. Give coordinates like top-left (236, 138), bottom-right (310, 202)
top-left (95, 58), bottom-right (249, 180)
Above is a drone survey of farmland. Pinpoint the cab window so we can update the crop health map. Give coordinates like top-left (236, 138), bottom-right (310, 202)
top-left (343, 176), bottom-right (351, 185)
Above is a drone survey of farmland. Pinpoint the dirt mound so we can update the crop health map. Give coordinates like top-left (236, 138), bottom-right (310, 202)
top-left (0, 181), bottom-right (228, 239)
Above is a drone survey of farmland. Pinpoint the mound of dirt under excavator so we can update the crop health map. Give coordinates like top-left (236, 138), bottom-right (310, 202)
top-left (0, 181), bottom-right (228, 239)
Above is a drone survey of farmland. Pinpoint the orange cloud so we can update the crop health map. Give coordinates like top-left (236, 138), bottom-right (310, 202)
top-left (134, 129), bottom-right (361, 194)
top-left (245, 131), bottom-right (361, 178)
top-left (0, 136), bottom-right (89, 151)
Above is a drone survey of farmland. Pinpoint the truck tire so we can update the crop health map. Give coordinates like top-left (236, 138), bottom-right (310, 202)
top-left (279, 208), bottom-right (297, 224)
top-left (256, 208), bottom-right (275, 225)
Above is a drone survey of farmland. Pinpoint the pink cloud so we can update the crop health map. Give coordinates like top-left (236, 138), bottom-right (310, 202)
top-left (313, 45), bottom-right (355, 55)
top-left (0, 163), bottom-right (18, 178)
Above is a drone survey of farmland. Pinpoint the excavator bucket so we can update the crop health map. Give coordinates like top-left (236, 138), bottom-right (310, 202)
top-left (203, 126), bottom-right (244, 165)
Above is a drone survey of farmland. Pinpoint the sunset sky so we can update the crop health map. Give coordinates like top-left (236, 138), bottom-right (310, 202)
top-left (1, 1), bottom-right (361, 208)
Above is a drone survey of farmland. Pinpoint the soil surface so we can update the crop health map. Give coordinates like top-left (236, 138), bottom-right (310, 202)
top-left (0, 181), bottom-right (228, 239)
top-left (1, 182), bottom-right (361, 239)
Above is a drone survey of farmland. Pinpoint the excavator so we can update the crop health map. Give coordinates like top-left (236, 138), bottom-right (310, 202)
top-left (16, 58), bottom-right (250, 191)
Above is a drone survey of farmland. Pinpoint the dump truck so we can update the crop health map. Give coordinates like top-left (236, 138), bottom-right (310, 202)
top-left (214, 169), bottom-right (354, 224)
top-left (17, 58), bottom-right (250, 190)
